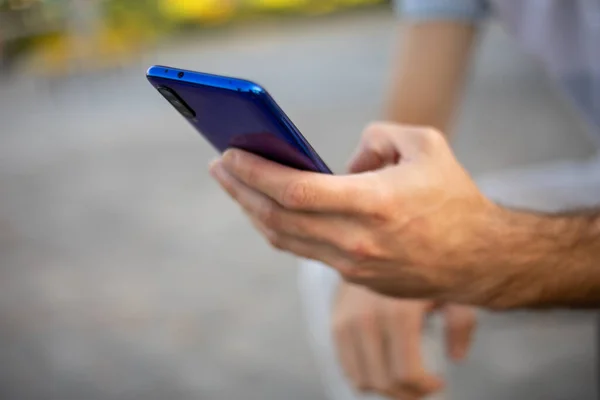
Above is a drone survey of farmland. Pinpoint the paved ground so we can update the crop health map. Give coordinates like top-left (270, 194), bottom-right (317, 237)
top-left (0, 9), bottom-right (597, 400)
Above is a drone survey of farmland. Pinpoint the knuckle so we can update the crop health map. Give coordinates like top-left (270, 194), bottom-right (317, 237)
top-left (365, 186), bottom-right (395, 221)
top-left (257, 202), bottom-right (280, 229)
top-left (383, 383), bottom-right (400, 397)
top-left (417, 126), bottom-right (446, 153)
top-left (341, 238), bottom-right (377, 262)
top-left (362, 121), bottom-right (389, 141)
top-left (281, 179), bottom-right (313, 209)
top-left (336, 262), bottom-right (373, 285)
top-left (396, 375), bottom-right (425, 393)
top-left (266, 232), bottom-right (284, 250)
top-left (333, 260), bottom-right (360, 280)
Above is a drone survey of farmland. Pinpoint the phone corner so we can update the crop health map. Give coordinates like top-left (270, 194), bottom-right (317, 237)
top-left (146, 65), bottom-right (158, 77)
top-left (146, 65), bottom-right (171, 79)
top-left (249, 84), bottom-right (266, 95)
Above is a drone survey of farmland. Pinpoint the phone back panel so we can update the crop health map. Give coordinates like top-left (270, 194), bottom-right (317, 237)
top-left (146, 66), bottom-right (331, 173)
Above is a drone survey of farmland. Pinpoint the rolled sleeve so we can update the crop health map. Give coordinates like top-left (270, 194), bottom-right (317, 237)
top-left (395, 0), bottom-right (491, 22)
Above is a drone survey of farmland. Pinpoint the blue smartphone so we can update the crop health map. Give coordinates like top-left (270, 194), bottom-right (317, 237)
top-left (146, 65), bottom-right (331, 173)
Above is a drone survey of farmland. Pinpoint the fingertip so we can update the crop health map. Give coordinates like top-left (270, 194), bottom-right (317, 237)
top-left (222, 148), bottom-right (240, 166)
top-left (392, 375), bottom-right (445, 400)
top-left (209, 158), bottom-right (233, 185)
top-left (209, 157), bottom-right (220, 170)
top-left (223, 149), bottom-right (274, 172)
top-left (419, 375), bottom-right (445, 397)
top-left (444, 305), bottom-right (476, 363)
top-left (450, 345), bottom-right (468, 362)
top-left (209, 159), bottom-right (223, 179)
top-left (422, 374), bottom-right (446, 394)
top-left (432, 375), bottom-right (445, 391)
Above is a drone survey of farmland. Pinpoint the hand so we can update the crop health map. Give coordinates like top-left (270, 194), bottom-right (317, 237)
top-left (210, 122), bottom-right (502, 304)
top-left (333, 282), bottom-right (476, 400)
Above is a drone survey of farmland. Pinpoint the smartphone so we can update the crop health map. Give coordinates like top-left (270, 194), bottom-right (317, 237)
top-left (146, 65), bottom-right (331, 173)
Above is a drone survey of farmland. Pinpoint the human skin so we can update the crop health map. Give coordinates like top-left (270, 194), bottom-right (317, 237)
top-left (210, 122), bottom-right (600, 309)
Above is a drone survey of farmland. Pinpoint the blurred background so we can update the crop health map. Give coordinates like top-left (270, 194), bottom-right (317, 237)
top-left (0, 1), bottom-right (596, 399)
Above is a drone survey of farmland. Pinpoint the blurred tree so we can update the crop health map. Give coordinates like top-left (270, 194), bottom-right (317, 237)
top-left (0, 0), bottom-right (65, 75)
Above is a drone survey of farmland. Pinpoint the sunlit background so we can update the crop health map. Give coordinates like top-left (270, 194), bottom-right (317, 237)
top-left (0, 1), bottom-right (595, 399)
top-left (1, 0), bottom-right (384, 76)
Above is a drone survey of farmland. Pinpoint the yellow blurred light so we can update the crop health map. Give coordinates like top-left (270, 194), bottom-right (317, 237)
top-left (158, 0), bottom-right (236, 23)
top-left (337, 0), bottom-right (383, 5)
top-left (244, 0), bottom-right (309, 10)
top-left (244, 0), bottom-right (383, 14)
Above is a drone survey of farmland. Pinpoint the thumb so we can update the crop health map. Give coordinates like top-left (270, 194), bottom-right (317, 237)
top-left (348, 123), bottom-right (443, 173)
top-left (347, 124), bottom-right (400, 173)
top-left (443, 304), bottom-right (476, 361)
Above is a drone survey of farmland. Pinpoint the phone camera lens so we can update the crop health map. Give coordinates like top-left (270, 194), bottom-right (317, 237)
top-left (178, 72), bottom-right (184, 78)
top-left (157, 86), bottom-right (195, 118)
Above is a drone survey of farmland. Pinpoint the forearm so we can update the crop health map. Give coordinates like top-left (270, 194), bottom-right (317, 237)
top-left (384, 21), bottom-right (479, 134)
top-left (386, 20), bottom-right (600, 310)
top-left (452, 206), bottom-right (600, 310)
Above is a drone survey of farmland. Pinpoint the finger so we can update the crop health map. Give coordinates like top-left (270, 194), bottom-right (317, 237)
top-left (392, 372), bottom-right (444, 399)
top-left (392, 387), bottom-right (428, 400)
top-left (347, 143), bottom-right (388, 174)
top-left (213, 161), bottom-right (366, 274)
top-left (247, 213), bottom-right (348, 270)
top-left (334, 326), bottom-right (368, 391)
top-left (358, 122), bottom-right (446, 165)
top-left (347, 127), bottom-right (399, 173)
top-left (353, 311), bottom-right (390, 392)
top-left (386, 303), bottom-right (444, 396)
top-left (211, 160), bottom-right (359, 245)
top-left (265, 232), bottom-right (348, 267)
top-left (220, 149), bottom-right (375, 213)
top-left (443, 304), bottom-right (476, 361)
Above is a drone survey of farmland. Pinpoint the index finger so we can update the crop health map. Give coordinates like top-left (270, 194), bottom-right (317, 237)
top-left (220, 149), bottom-right (376, 213)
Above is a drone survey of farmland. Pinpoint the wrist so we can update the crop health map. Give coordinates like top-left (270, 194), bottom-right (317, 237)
top-left (440, 203), bottom-right (523, 308)
top-left (468, 206), bottom-right (553, 309)
top-left (450, 205), bottom-right (600, 309)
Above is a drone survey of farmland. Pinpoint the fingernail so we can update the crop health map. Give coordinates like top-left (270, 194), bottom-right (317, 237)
top-left (223, 149), bottom-right (235, 162)
top-left (222, 149), bottom-right (238, 165)
top-left (209, 159), bottom-right (223, 179)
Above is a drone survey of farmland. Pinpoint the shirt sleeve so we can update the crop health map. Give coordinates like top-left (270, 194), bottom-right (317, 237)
top-left (394, 0), bottom-right (491, 22)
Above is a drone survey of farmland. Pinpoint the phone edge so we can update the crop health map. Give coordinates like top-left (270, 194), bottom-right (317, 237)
top-left (147, 65), bottom-right (332, 174)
